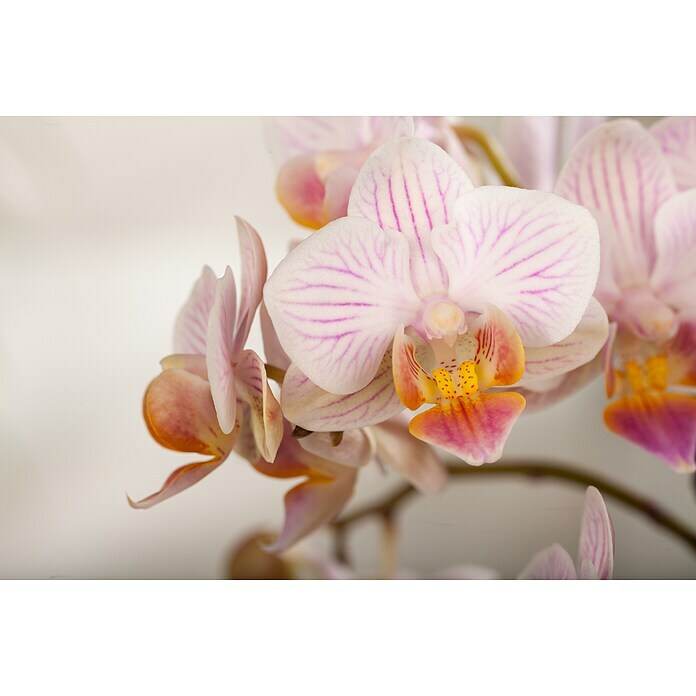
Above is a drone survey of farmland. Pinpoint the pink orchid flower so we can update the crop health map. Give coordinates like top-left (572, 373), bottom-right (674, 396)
top-left (129, 218), bottom-right (284, 508)
top-left (555, 119), bottom-right (696, 472)
top-left (265, 137), bottom-right (606, 465)
top-left (519, 486), bottom-right (614, 580)
top-left (500, 116), bottom-right (605, 191)
top-left (268, 116), bottom-right (476, 230)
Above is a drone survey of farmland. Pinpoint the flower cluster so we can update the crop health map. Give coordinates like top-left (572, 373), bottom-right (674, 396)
top-left (131, 116), bottom-right (696, 577)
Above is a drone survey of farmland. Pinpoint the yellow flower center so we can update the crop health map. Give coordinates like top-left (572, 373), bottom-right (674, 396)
top-left (624, 355), bottom-right (668, 394)
top-left (432, 360), bottom-right (479, 401)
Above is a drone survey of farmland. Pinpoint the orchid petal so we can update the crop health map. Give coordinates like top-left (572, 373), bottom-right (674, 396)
top-left (264, 217), bottom-right (420, 394)
top-left (651, 189), bottom-right (696, 314)
top-left (470, 305), bottom-right (525, 390)
top-left (433, 186), bottom-right (600, 347)
top-left (560, 117), bottom-right (607, 160)
top-left (173, 265), bottom-right (217, 355)
top-left (130, 369), bottom-right (239, 509)
top-left (578, 486), bottom-right (614, 580)
top-left (373, 416), bottom-right (447, 494)
top-left (233, 402), bottom-right (260, 466)
top-left (281, 355), bottom-right (404, 432)
top-left (666, 322), bottom-right (696, 387)
top-left (409, 392), bottom-right (526, 466)
top-left (232, 217), bottom-right (267, 355)
top-left (276, 153), bottom-right (327, 230)
top-left (235, 349), bottom-right (283, 462)
top-left (299, 428), bottom-right (376, 469)
top-left (555, 119), bottom-right (676, 289)
top-left (206, 267), bottom-right (238, 434)
top-left (518, 298), bottom-right (608, 385)
top-left (159, 353), bottom-right (208, 379)
top-left (650, 116), bottom-right (696, 191)
top-left (514, 355), bottom-right (601, 412)
top-left (392, 326), bottom-right (439, 410)
top-left (260, 302), bottom-right (291, 372)
top-left (604, 393), bottom-right (696, 473)
top-left (348, 137), bottom-right (474, 296)
top-left (518, 543), bottom-right (578, 580)
top-left (500, 116), bottom-right (559, 191)
top-left (255, 429), bottom-right (357, 553)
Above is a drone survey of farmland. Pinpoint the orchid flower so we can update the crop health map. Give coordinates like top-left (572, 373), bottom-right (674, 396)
top-left (555, 119), bottom-right (696, 471)
top-left (500, 116), bottom-right (605, 191)
top-left (519, 486), bottom-right (614, 580)
top-left (268, 116), bottom-right (477, 230)
top-left (651, 116), bottom-right (696, 192)
top-left (265, 137), bottom-right (606, 465)
top-left (129, 217), bottom-right (283, 508)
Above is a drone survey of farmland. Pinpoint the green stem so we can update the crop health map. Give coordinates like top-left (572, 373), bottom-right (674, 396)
top-left (332, 458), bottom-right (696, 559)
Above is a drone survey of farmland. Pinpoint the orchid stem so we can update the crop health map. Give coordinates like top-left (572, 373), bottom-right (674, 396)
top-left (379, 514), bottom-right (399, 580)
top-left (331, 458), bottom-right (696, 560)
top-left (452, 123), bottom-right (521, 188)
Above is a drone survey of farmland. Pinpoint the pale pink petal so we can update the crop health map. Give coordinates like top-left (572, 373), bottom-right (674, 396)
top-left (650, 116), bottom-right (696, 191)
top-left (159, 353), bottom-right (208, 379)
top-left (409, 392), bottom-right (526, 466)
top-left (234, 349), bottom-right (283, 462)
top-left (666, 321), bottom-right (696, 388)
top-left (555, 119), bottom-right (677, 289)
top-left (560, 117), bottom-right (606, 161)
top-left (266, 117), bottom-right (375, 164)
top-left (500, 116), bottom-right (559, 191)
top-left (651, 189), bottom-right (696, 314)
top-left (232, 217), bottom-right (267, 355)
top-left (518, 298), bottom-right (608, 385)
top-left (433, 186), bottom-right (600, 347)
top-left (206, 267), bottom-right (238, 434)
top-left (604, 393), bottom-right (696, 473)
top-left (263, 217), bottom-right (420, 394)
top-left (130, 369), bottom-right (239, 509)
top-left (612, 285), bottom-right (677, 343)
top-left (281, 355), bottom-right (404, 431)
top-left (322, 164), bottom-right (359, 223)
top-left (260, 302), bottom-right (290, 372)
top-left (518, 543), bottom-right (578, 580)
top-left (373, 416), bottom-right (447, 493)
top-left (347, 137), bottom-right (474, 296)
top-left (299, 429), bottom-right (376, 469)
top-left (514, 355), bottom-right (601, 412)
top-left (173, 265), bottom-right (217, 355)
top-left (577, 486), bottom-right (614, 580)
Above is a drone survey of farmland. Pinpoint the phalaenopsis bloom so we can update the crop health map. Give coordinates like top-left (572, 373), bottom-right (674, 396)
top-left (268, 116), bottom-right (478, 230)
top-left (556, 118), bottom-right (696, 472)
top-left (265, 136), bottom-right (608, 464)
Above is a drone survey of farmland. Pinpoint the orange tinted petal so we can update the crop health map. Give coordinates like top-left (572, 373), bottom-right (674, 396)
top-left (409, 392), bottom-right (526, 466)
top-left (276, 154), bottom-right (325, 230)
top-left (392, 326), bottom-right (438, 409)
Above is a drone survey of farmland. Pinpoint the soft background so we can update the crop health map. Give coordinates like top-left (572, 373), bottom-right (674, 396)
top-left (1, 116), bottom-right (694, 579)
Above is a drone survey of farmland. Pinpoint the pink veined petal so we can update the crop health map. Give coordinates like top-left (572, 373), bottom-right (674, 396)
top-left (206, 267), bottom-right (238, 434)
top-left (347, 137), bottom-right (474, 297)
top-left (260, 302), bottom-right (291, 372)
top-left (560, 117), bottom-right (606, 162)
top-left (499, 116), bottom-right (560, 191)
top-left (255, 428), bottom-right (357, 554)
top-left (373, 416), bottom-right (448, 494)
top-left (577, 486), bottom-right (614, 580)
top-left (555, 119), bottom-right (677, 289)
top-left (517, 297), bottom-right (608, 386)
top-left (370, 115), bottom-right (416, 141)
top-left (432, 186), bottom-right (600, 347)
top-left (409, 392), bottom-right (526, 466)
top-left (298, 428), bottom-right (376, 469)
top-left (173, 265), bottom-right (217, 355)
top-left (513, 354), bottom-right (602, 413)
top-left (266, 116), bottom-right (375, 165)
top-left (232, 217), bottom-right (267, 356)
top-left (234, 349), bottom-right (283, 462)
top-left (651, 189), bottom-right (696, 314)
top-left (650, 116), bottom-right (696, 192)
top-left (518, 543), bottom-right (578, 580)
top-left (130, 369), bottom-right (240, 509)
top-left (604, 393), bottom-right (696, 473)
top-left (281, 354), bottom-right (404, 432)
top-left (263, 217), bottom-right (421, 394)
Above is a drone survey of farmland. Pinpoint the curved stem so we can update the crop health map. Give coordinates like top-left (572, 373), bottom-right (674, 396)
top-left (332, 458), bottom-right (696, 558)
top-left (452, 123), bottom-right (521, 188)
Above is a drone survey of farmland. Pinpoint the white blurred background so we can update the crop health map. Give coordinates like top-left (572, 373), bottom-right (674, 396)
top-left (1, 116), bottom-right (694, 579)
